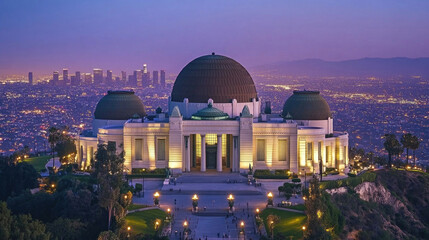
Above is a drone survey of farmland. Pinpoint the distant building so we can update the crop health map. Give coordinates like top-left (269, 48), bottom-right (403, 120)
top-left (77, 54), bottom-right (349, 175)
top-left (28, 72), bottom-right (33, 85)
top-left (53, 71), bottom-right (59, 85)
top-left (153, 70), bottom-right (159, 86)
top-left (128, 74), bottom-right (137, 86)
top-left (121, 71), bottom-right (127, 82)
top-left (70, 76), bottom-right (78, 86)
top-left (84, 73), bottom-right (92, 84)
top-left (143, 64), bottom-right (148, 74)
top-left (75, 71), bottom-right (81, 84)
top-left (160, 70), bottom-right (165, 88)
top-left (63, 68), bottom-right (69, 85)
top-left (106, 70), bottom-right (113, 84)
top-left (93, 69), bottom-right (103, 85)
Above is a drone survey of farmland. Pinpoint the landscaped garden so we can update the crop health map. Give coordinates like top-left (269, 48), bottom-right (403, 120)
top-left (260, 208), bottom-right (307, 239)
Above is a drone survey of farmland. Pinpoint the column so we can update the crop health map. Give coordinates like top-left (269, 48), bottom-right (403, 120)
top-left (217, 134), bottom-right (222, 172)
top-left (232, 136), bottom-right (239, 172)
top-left (185, 136), bottom-right (190, 172)
top-left (201, 134), bottom-right (206, 172)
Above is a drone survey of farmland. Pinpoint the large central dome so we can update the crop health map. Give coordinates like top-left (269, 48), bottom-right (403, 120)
top-left (171, 54), bottom-right (258, 103)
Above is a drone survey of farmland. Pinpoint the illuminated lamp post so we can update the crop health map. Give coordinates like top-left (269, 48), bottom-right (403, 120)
top-left (192, 194), bottom-right (199, 212)
top-left (267, 192), bottom-right (273, 207)
top-left (240, 221), bottom-right (245, 236)
top-left (153, 192), bottom-right (160, 206)
top-left (183, 220), bottom-right (189, 239)
top-left (127, 226), bottom-right (131, 238)
top-left (227, 194), bottom-right (235, 212)
top-left (256, 208), bottom-right (260, 217)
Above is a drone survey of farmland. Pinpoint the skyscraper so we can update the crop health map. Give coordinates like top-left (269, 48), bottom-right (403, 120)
top-left (75, 71), bottom-right (81, 84)
top-left (70, 76), bottom-right (78, 86)
top-left (128, 74), bottom-right (137, 86)
top-left (106, 70), bottom-right (113, 84)
top-left (62, 68), bottom-right (69, 85)
top-left (28, 72), bottom-right (33, 85)
top-left (84, 73), bottom-right (92, 84)
top-left (160, 70), bottom-right (166, 88)
top-left (143, 64), bottom-right (148, 74)
top-left (153, 70), bottom-right (159, 86)
top-left (121, 71), bottom-right (127, 82)
top-left (53, 71), bottom-right (59, 85)
top-left (93, 68), bottom-right (103, 85)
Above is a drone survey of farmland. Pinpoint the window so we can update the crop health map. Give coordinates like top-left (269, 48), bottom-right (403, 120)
top-left (318, 142), bottom-right (322, 161)
top-left (278, 139), bottom-right (288, 161)
top-left (157, 139), bottom-right (166, 161)
top-left (343, 146), bottom-right (347, 161)
top-left (135, 139), bottom-right (143, 160)
top-left (307, 142), bottom-right (313, 160)
top-left (257, 139), bottom-right (266, 161)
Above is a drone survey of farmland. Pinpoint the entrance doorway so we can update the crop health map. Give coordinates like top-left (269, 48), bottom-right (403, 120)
top-left (206, 145), bottom-right (217, 169)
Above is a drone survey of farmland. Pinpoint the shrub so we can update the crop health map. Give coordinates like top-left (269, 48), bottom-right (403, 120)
top-left (320, 172), bottom-right (377, 190)
top-left (292, 178), bottom-right (301, 183)
top-left (254, 169), bottom-right (290, 179)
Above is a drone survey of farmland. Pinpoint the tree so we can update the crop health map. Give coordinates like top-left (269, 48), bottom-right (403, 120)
top-left (409, 135), bottom-right (420, 166)
top-left (94, 142), bottom-right (125, 230)
top-left (55, 137), bottom-right (77, 164)
top-left (0, 159), bottom-right (39, 201)
top-left (97, 230), bottom-right (119, 240)
top-left (0, 202), bottom-right (50, 240)
top-left (383, 134), bottom-right (402, 168)
top-left (304, 177), bottom-right (331, 240)
top-left (48, 127), bottom-right (62, 169)
top-left (284, 185), bottom-right (293, 200)
top-left (401, 133), bottom-right (413, 165)
top-left (47, 217), bottom-right (85, 240)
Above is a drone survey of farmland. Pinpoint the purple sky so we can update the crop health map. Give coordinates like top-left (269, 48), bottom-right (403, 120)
top-left (0, 0), bottom-right (428, 75)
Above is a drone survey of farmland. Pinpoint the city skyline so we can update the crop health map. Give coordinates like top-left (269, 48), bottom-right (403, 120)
top-left (1, 0), bottom-right (429, 75)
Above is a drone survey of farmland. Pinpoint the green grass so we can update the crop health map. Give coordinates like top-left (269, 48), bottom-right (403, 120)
top-left (261, 208), bottom-right (307, 239)
top-left (127, 204), bottom-right (150, 211)
top-left (24, 156), bottom-right (50, 171)
top-left (284, 204), bottom-right (306, 211)
top-left (125, 209), bottom-right (167, 236)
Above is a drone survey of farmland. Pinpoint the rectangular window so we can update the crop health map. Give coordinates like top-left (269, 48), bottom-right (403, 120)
top-left (278, 139), bottom-right (288, 161)
top-left (318, 142), bottom-right (322, 161)
top-left (343, 146), bottom-right (347, 161)
top-left (157, 139), bottom-right (166, 161)
top-left (257, 139), bottom-right (266, 161)
top-left (307, 142), bottom-right (313, 160)
top-left (326, 146), bottom-right (331, 165)
top-left (135, 139), bottom-right (143, 160)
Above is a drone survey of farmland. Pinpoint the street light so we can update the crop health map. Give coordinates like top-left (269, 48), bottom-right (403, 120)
top-left (267, 192), bottom-right (273, 206)
top-left (227, 194), bottom-right (234, 211)
top-left (192, 194), bottom-right (199, 212)
top-left (240, 221), bottom-right (245, 235)
top-left (256, 208), bottom-right (260, 217)
top-left (127, 226), bottom-right (131, 238)
top-left (183, 220), bottom-right (189, 239)
top-left (155, 220), bottom-right (160, 230)
top-left (153, 192), bottom-right (160, 206)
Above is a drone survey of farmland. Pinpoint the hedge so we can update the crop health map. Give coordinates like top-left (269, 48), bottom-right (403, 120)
top-left (127, 168), bottom-right (168, 178)
top-left (254, 169), bottom-right (290, 179)
top-left (320, 172), bottom-right (376, 190)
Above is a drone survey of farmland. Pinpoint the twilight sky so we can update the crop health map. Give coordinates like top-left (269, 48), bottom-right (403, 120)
top-left (0, 0), bottom-right (428, 75)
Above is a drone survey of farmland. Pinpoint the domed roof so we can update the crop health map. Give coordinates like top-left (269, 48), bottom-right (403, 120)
top-left (171, 53), bottom-right (258, 103)
top-left (191, 103), bottom-right (229, 120)
top-left (94, 91), bottom-right (146, 120)
top-left (282, 91), bottom-right (332, 120)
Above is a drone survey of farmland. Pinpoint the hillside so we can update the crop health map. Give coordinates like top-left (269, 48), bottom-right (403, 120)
top-left (252, 57), bottom-right (429, 78)
top-left (327, 170), bottom-right (429, 239)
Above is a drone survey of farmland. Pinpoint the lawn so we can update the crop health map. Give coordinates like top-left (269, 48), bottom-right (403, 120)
top-left (127, 203), bottom-right (150, 211)
top-left (24, 155), bottom-right (50, 172)
top-left (125, 209), bottom-right (167, 237)
top-left (260, 208), bottom-right (307, 239)
top-left (284, 204), bottom-right (306, 212)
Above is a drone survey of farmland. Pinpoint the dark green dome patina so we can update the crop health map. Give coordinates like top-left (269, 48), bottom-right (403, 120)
top-left (171, 53), bottom-right (258, 103)
top-left (94, 91), bottom-right (146, 120)
top-left (191, 103), bottom-right (229, 120)
top-left (282, 91), bottom-right (332, 120)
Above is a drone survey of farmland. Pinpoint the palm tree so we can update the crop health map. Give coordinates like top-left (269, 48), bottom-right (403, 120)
top-left (48, 127), bottom-right (60, 170)
top-left (410, 135), bottom-right (420, 167)
top-left (401, 133), bottom-right (413, 165)
top-left (383, 134), bottom-right (402, 168)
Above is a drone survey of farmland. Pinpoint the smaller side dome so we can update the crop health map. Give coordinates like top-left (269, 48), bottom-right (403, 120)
top-left (94, 91), bottom-right (146, 120)
top-left (191, 103), bottom-right (229, 120)
top-left (282, 91), bottom-right (332, 120)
